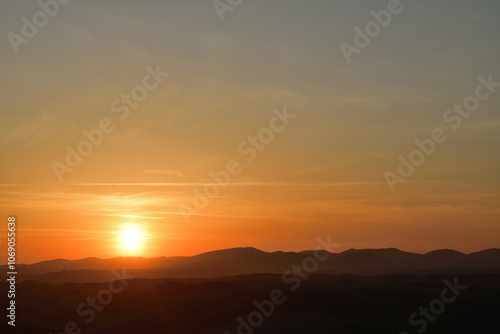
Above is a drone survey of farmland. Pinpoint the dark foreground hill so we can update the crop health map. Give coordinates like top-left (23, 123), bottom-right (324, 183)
top-left (1, 274), bottom-right (499, 334)
top-left (2, 247), bottom-right (500, 283)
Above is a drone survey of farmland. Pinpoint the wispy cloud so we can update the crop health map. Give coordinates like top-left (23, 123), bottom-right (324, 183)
top-left (0, 112), bottom-right (60, 147)
top-left (281, 165), bottom-right (333, 177)
top-left (143, 169), bottom-right (186, 177)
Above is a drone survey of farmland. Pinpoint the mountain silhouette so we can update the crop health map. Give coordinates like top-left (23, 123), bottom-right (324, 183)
top-left (3, 247), bottom-right (500, 284)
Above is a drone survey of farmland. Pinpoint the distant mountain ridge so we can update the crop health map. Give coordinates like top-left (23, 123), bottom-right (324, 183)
top-left (2, 247), bottom-right (500, 283)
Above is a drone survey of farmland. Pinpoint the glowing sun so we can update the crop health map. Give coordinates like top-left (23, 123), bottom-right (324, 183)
top-left (118, 224), bottom-right (144, 254)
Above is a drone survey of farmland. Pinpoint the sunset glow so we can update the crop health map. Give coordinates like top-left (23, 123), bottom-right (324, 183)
top-left (1, 1), bottom-right (499, 333)
top-left (0, 0), bottom-right (499, 265)
top-left (117, 224), bottom-right (144, 255)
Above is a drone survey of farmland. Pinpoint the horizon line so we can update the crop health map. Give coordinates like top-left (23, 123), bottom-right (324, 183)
top-left (2, 246), bottom-right (498, 266)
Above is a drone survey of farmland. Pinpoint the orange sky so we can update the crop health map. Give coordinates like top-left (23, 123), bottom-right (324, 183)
top-left (1, 179), bottom-right (499, 264)
top-left (1, 1), bottom-right (499, 264)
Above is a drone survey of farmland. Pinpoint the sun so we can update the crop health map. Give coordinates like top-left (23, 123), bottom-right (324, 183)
top-left (118, 224), bottom-right (144, 255)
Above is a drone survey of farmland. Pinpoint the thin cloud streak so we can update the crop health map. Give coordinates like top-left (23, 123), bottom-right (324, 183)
top-left (0, 181), bottom-right (450, 187)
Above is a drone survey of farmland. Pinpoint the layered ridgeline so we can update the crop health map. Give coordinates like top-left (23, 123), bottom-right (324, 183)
top-left (2, 247), bottom-right (500, 283)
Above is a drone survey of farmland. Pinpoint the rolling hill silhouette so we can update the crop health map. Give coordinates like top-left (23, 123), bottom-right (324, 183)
top-left (2, 247), bottom-right (500, 284)
top-left (1, 247), bottom-right (500, 333)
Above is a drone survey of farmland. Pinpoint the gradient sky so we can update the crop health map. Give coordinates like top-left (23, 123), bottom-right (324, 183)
top-left (1, 0), bottom-right (499, 264)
